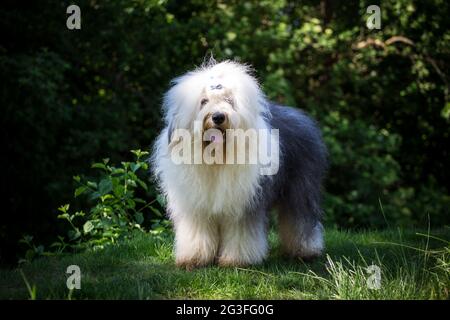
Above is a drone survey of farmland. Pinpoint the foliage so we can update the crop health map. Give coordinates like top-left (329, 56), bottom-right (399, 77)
top-left (19, 150), bottom-right (169, 263)
top-left (1, 0), bottom-right (449, 263)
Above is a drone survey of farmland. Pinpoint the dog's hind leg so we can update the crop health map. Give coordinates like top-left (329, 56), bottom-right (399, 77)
top-left (278, 185), bottom-right (324, 261)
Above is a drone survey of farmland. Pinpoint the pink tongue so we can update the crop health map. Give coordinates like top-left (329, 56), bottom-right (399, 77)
top-left (211, 134), bottom-right (223, 143)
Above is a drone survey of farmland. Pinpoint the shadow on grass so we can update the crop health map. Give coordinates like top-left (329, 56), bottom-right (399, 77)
top-left (1, 228), bottom-right (448, 299)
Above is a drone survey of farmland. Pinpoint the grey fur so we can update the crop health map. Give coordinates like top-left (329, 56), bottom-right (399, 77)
top-left (250, 103), bottom-right (328, 258)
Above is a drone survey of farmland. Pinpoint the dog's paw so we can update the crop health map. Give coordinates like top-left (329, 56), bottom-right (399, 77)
top-left (281, 247), bottom-right (323, 262)
top-left (297, 253), bottom-right (322, 263)
top-left (217, 255), bottom-right (262, 268)
top-left (217, 258), bottom-right (246, 268)
top-left (175, 257), bottom-right (212, 271)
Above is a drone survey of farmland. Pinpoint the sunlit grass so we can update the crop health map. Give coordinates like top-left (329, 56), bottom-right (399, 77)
top-left (0, 228), bottom-right (448, 299)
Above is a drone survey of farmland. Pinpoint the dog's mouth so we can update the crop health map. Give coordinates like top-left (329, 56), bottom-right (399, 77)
top-left (203, 125), bottom-right (227, 147)
top-left (210, 126), bottom-right (226, 143)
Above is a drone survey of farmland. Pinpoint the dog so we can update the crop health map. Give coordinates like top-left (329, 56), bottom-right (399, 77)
top-left (151, 59), bottom-right (327, 269)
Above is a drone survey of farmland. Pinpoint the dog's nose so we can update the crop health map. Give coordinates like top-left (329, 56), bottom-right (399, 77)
top-left (212, 112), bottom-right (226, 125)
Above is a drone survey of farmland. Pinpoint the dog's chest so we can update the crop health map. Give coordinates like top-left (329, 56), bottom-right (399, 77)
top-left (180, 164), bottom-right (261, 216)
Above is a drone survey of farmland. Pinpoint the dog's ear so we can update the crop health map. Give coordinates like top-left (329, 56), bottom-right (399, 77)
top-left (167, 119), bottom-right (174, 145)
top-left (163, 88), bottom-right (177, 145)
top-left (167, 118), bottom-right (183, 149)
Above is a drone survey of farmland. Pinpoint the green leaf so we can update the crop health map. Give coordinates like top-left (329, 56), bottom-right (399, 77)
top-left (150, 206), bottom-right (162, 217)
top-left (75, 211), bottom-right (85, 217)
top-left (441, 101), bottom-right (450, 120)
top-left (156, 194), bottom-right (166, 207)
top-left (74, 186), bottom-right (87, 197)
top-left (19, 235), bottom-right (33, 244)
top-left (58, 204), bottom-right (70, 212)
top-left (130, 163), bottom-right (141, 173)
top-left (89, 191), bottom-right (101, 200)
top-left (25, 249), bottom-right (36, 261)
top-left (87, 181), bottom-right (98, 189)
top-left (127, 179), bottom-right (137, 188)
top-left (68, 229), bottom-right (81, 240)
top-left (113, 185), bottom-right (124, 197)
top-left (136, 179), bottom-right (148, 191)
top-left (134, 212), bottom-right (144, 225)
top-left (83, 221), bottom-right (94, 234)
top-left (92, 163), bottom-right (107, 170)
top-left (36, 245), bottom-right (45, 254)
top-left (111, 168), bottom-right (126, 175)
top-left (100, 194), bottom-right (114, 202)
top-left (131, 149), bottom-right (149, 159)
top-left (141, 163), bottom-right (148, 170)
top-left (98, 178), bottom-right (113, 195)
top-left (127, 198), bottom-right (136, 209)
top-left (57, 213), bottom-right (69, 220)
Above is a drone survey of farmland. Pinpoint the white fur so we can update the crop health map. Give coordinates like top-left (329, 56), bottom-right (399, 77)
top-left (279, 219), bottom-right (324, 259)
top-left (151, 61), bottom-right (271, 267)
top-left (218, 214), bottom-right (268, 266)
top-left (298, 223), bottom-right (324, 258)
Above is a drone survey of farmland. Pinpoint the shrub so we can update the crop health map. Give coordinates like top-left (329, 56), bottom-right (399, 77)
top-left (20, 150), bottom-right (170, 262)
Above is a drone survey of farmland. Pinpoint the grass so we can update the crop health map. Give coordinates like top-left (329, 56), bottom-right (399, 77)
top-left (0, 228), bottom-right (448, 299)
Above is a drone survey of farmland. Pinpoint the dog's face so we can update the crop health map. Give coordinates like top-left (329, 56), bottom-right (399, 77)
top-left (196, 83), bottom-right (240, 144)
top-left (164, 61), bottom-right (268, 147)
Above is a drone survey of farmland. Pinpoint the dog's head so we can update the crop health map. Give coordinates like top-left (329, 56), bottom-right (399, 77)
top-left (197, 84), bottom-right (237, 144)
top-left (163, 60), bottom-right (269, 146)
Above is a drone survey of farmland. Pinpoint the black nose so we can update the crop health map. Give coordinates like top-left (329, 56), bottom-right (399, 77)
top-left (212, 112), bottom-right (226, 125)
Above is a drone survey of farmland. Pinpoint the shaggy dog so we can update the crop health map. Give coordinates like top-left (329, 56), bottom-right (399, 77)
top-left (151, 59), bottom-right (327, 269)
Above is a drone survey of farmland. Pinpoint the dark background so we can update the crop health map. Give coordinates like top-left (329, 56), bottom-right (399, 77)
top-left (1, 0), bottom-right (449, 265)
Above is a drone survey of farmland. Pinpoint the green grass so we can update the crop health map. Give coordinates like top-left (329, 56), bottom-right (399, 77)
top-left (0, 228), bottom-right (448, 299)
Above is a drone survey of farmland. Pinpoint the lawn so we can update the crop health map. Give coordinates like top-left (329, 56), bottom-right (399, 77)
top-left (0, 228), bottom-right (448, 300)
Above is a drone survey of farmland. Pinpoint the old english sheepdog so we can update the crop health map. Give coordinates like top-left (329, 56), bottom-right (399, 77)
top-left (151, 59), bottom-right (327, 269)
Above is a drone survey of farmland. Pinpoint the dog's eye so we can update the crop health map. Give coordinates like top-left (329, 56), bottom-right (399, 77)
top-left (200, 98), bottom-right (209, 107)
top-left (224, 97), bottom-right (234, 107)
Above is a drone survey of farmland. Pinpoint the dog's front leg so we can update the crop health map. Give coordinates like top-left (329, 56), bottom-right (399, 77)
top-left (218, 213), bottom-right (268, 267)
top-left (173, 214), bottom-right (219, 270)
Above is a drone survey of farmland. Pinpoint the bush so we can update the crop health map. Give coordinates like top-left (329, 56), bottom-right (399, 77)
top-left (20, 150), bottom-right (169, 262)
